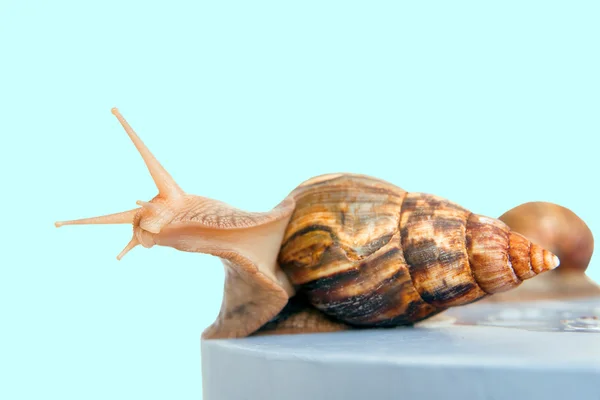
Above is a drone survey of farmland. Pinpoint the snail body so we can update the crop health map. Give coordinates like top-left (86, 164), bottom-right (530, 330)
top-left (55, 109), bottom-right (560, 339)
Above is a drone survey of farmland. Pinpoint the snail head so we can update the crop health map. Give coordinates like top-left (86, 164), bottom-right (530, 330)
top-left (54, 108), bottom-right (191, 260)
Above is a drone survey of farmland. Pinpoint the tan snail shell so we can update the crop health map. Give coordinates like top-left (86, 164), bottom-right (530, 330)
top-left (55, 108), bottom-right (561, 339)
top-left (270, 174), bottom-right (558, 330)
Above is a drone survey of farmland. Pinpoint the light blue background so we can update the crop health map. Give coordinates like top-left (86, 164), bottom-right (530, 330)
top-left (2, 1), bottom-right (598, 399)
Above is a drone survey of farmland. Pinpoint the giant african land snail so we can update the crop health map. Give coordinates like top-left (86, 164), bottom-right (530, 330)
top-left (55, 108), bottom-right (595, 339)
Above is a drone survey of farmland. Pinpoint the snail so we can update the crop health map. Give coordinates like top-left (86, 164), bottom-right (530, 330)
top-left (55, 108), bottom-right (562, 339)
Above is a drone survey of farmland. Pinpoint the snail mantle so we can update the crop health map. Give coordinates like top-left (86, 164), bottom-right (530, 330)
top-left (201, 295), bottom-right (600, 400)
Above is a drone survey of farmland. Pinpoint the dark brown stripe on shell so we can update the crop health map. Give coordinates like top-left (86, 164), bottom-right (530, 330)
top-left (305, 268), bottom-right (405, 322)
top-left (418, 282), bottom-right (477, 305)
top-left (301, 247), bottom-right (401, 297)
top-left (281, 224), bottom-right (338, 249)
top-left (303, 241), bottom-right (439, 325)
top-left (400, 193), bottom-right (487, 308)
top-left (279, 229), bottom-right (397, 285)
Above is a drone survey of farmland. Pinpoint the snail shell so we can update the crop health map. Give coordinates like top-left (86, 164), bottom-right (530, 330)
top-left (276, 174), bottom-right (559, 327)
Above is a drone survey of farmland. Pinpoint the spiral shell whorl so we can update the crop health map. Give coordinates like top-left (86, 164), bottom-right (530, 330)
top-left (278, 174), bottom-right (559, 327)
top-left (465, 213), bottom-right (558, 293)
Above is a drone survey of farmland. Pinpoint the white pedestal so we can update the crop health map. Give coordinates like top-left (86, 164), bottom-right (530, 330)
top-left (201, 297), bottom-right (600, 400)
